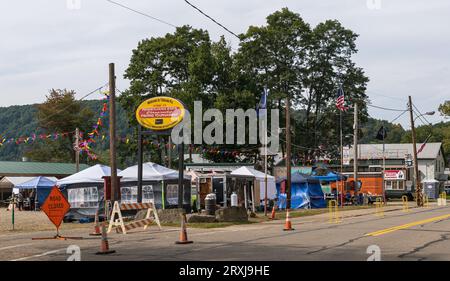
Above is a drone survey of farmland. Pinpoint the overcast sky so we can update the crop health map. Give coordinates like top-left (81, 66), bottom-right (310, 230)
top-left (1, 0), bottom-right (449, 128)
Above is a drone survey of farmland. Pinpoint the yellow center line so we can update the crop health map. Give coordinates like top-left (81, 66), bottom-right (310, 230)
top-left (365, 213), bottom-right (450, 237)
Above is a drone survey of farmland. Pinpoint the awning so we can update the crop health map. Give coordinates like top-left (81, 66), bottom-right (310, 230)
top-left (119, 162), bottom-right (191, 182)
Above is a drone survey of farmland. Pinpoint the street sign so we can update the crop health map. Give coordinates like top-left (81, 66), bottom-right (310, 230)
top-left (384, 170), bottom-right (405, 180)
top-left (41, 186), bottom-right (71, 228)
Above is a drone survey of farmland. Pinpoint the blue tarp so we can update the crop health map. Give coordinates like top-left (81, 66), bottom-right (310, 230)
top-left (15, 176), bottom-right (56, 206)
top-left (310, 171), bottom-right (347, 182)
top-left (276, 173), bottom-right (326, 209)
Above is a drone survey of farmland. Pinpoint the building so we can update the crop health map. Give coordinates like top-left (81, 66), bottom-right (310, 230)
top-left (343, 142), bottom-right (446, 198)
top-left (0, 161), bottom-right (90, 202)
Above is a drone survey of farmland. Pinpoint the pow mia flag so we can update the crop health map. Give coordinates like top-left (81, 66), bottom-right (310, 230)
top-left (376, 126), bottom-right (387, 141)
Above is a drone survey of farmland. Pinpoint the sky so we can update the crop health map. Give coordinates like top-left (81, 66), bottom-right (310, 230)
top-left (1, 0), bottom-right (449, 128)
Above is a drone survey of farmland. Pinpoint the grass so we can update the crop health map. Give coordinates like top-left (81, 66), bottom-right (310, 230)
top-left (152, 205), bottom-right (377, 229)
top-left (259, 205), bottom-right (375, 221)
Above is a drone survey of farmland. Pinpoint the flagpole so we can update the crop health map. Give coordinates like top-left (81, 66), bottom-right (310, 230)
top-left (340, 109), bottom-right (343, 207)
top-left (382, 123), bottom-right (386, 203)
top-left (264, 88), bottom-right (269, 216)
top-left (264, 127), bottom-right (268, 216)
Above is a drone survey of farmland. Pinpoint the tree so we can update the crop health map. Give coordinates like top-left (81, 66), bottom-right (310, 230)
top-left (24, 89), bottom-right (94, 163)
top-left (236, 9), bottom-right (369, 163)
top-left (120, 25), bottom-right (222, 164)
top-left (439, 101), bottom-right (450, 117)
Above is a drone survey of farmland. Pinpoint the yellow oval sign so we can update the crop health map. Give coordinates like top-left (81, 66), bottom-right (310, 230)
top-left (136, 97), bottom-right (185, 131)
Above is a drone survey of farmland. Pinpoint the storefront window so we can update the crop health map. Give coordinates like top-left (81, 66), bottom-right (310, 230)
top-left (385, 181), bottom-right (405, 190)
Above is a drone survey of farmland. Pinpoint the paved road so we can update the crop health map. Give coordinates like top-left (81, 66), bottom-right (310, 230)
top-left (1, 203), bottom-right (450, 261)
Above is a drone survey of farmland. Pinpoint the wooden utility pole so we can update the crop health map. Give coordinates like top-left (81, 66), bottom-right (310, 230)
top-left (353, 103), bottom-right (358, 191)
top-left (285, 95), bottom-right (292, 210)
top-left (75, 127), bottom-right (80, 172)
top-left (109, 63), bottom-right (118, 203)
top-left (408, 96), bottom-right (423, 207)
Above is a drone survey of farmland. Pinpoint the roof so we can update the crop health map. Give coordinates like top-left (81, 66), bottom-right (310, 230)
top-left (0, 161), bottom-right (90, 177)
top-left (185, 163), bottom-right (254, 173)
top-left (348, 143), bottom-right (443, 160)
top-left (230, 166), bottom-right (275, 181)
top-left (0, 177), bottom-right (36, 188)
top-left (119, 162), bottom-right (190, 182)
top-left (277, 173), bottom-right (320, 184)
top-left (57, 164), bottom-right (117, 186)
top-left (15, 176), bottom-right (57, 189)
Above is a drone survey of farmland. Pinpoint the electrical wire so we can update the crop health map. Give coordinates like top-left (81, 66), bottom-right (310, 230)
top-left (412, 102), bottom-right (433, 126)
top-left (183, 0), bottom-right (240, 39)
top-left (106, 0), bottom-right (177, 28)
top-left (0, 83), bottom-right (108, 139)
top-left (389, 110), bottom-right (408, 124)
top-left (367, 103), bottom-right (408, 112)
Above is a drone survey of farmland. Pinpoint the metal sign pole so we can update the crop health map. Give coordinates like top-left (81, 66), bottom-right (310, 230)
top-left (178, 144), bottom-right (185, 209)
top-left (138, 125), bottom-right (143, 203)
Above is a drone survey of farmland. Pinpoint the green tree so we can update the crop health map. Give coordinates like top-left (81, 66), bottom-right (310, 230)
top-left (24, 89), bottom-right (94, 163)
top-left (439, 101), bottom-right (450, 117)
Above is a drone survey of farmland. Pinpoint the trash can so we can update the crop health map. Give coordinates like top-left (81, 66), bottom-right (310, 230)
top-left (205, 193), bottom-right (217, 216)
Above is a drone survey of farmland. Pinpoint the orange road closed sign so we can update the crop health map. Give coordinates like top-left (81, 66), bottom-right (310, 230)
top-left (41, 186), bottom-right (71, 228)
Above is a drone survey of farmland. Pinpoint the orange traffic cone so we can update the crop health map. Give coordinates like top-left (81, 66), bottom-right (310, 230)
top-left (175, 214), bottom-right (193, 244)
top-left (270, 205), bottom-right (277, 220)
top-left (95, 222), bottom-right (116, 255)
top-left (283, 209), bottom-right (294, 231)
top-left (89, 209), bottom-right (102, 236)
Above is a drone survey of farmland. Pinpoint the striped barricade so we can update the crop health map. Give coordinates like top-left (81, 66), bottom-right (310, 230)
top-left (107, 201), bottom-right (162, 234)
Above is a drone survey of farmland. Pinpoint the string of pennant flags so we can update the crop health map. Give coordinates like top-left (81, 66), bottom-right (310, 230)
top-left (0, 86), bottom-right (348, 163)
top-left (0, 87), bottom-right (248, 159)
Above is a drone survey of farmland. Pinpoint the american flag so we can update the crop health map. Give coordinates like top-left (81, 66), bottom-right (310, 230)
top-left (336, 85), bottom-right (348, 111)
top-left (417, 134), bottom-right (432, 154)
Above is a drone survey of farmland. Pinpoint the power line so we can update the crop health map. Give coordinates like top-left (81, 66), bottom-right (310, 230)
top-left (106, 0), bottom-right (177, 28)
top-left (367, 103), bottom-right (408, 112)
top-left (183, 0), bottom-right (240, 39)
top-left (366, 90), bottom-right (408, 102)
top-left (0, 83), bottom-right (108, 139)
top-left (389, 110), bottom-right (408, 124)
top-left (412, 102), bottom-right (433, 126)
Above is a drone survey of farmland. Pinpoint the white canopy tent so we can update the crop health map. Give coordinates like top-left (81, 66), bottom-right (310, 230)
top-left (230, 166), bottom-right (277, 212)
top-left (119, 162), bottom-right (191, 182)
top-left (0, 177), bottom-right (57, 195)
top-left (230, 166), bottom-right (277, 199)
top-left (57, 164), bottom-right (116, 186)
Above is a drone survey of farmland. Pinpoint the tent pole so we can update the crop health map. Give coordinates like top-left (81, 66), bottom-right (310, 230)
top-left (251, 180), bottom-right (256, 213)
top-left (244, 183), bottom-right (248, 210)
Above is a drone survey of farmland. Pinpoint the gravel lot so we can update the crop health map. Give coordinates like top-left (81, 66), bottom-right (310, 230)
top-left (0, 208), bottom-right (91, 233)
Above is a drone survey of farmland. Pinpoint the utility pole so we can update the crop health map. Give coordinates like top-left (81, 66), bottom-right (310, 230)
top-left (408, 96), bottom-right (423, 207)
top-left (75, 128), bottom-right (80, 172)
top-left (353, 103), bottom-right (358, 192)
top-left (382, 122), bottom-right (386, 203)
top-left (109, 63), bottom-right (119, 203)
top-left (285, 95), bottom-right (292, 210)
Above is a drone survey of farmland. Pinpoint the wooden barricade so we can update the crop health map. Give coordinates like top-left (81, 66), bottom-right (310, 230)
top-left (107, 201), bottom-right (161, 234)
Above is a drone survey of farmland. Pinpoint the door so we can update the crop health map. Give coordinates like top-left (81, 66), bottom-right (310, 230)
top-left (213, 178), bottom-right (224, 205)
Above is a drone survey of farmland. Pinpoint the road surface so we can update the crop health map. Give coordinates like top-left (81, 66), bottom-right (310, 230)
top-left (1, 203), bottom-right (450, 261)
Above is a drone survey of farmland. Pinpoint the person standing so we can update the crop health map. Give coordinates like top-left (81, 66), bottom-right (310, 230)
top-left (17, 192), bottom-right (24, 211)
